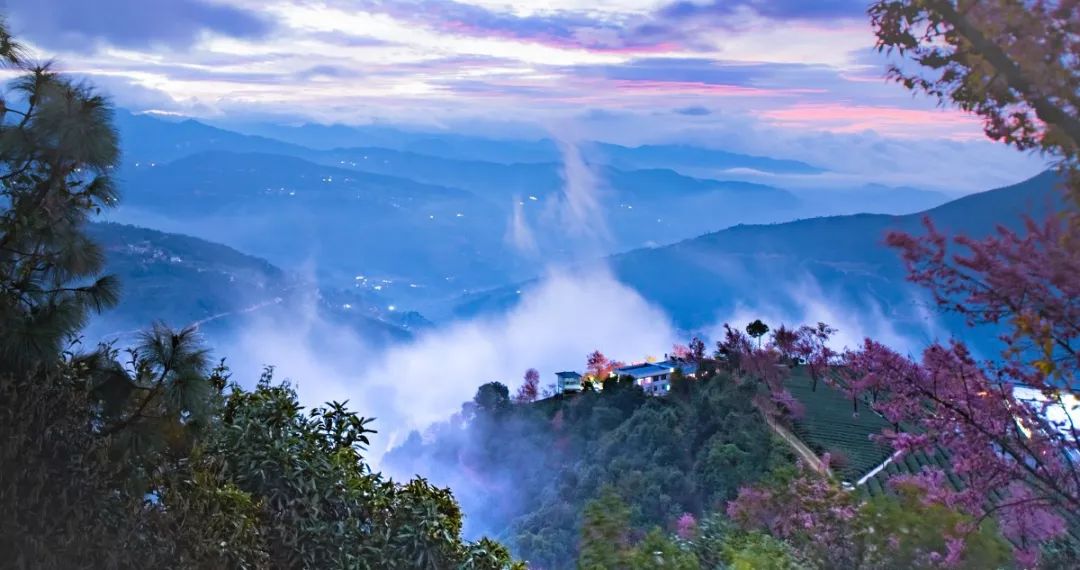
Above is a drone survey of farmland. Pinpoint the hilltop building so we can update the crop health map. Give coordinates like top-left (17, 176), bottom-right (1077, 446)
top-left (612, 357), bottom-right (696, 396)
top-left (555, 371), bottom-right (583, 393)
top-left (553, 355), bottom-right (699, 396)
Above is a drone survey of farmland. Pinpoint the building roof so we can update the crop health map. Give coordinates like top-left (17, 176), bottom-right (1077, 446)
top-left (614, 362), bottom-right (671, 379)
top-left (657, 359), bottom-right (699, 376)
top-left (555, 371), bottom-right (582, 379)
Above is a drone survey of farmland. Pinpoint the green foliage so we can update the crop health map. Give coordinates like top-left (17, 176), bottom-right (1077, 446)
top-left (0, 59), bottom-right (120, 372)
top-left (625, 529), bottom-right (700, 570)
top-left (0, 19), bottom-right (520, 569)
top-left (388, 369), bottom-right (793, 568)
top-left (858, 484), bottom-right (1011, 570)
top-left (1040, 533), bottom-right (1080, 570)
top-left (474, 380), bottom-right (512, 416)
top-left (578, 487), bottom-right (633, 570)
top-left (746, 319), bottom-right (770, 345)
top-left (722, 531), bottom-right (805, 570)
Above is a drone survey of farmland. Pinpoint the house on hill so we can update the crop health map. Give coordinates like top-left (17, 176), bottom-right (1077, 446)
top-left (614, 357), bottom-right (699, 396)
top-left (551, 354), bottom-right (700, 396)
top-left (555, 371), bottom-right (583, 393)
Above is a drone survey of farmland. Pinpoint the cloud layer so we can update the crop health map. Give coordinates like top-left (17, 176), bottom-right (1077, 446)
top-left (6, 0), bottom-right (271, 50)
top-left (5, 0), bottom-right (993, 142)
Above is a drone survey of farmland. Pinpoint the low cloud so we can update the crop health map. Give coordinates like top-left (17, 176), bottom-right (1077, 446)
top-left (552, 136), bottom-right (611, 249)
top-left (707, 277), bottom-right (945, 356)
top-left (506, 199), bottom-right (539, 256)
top-left (223, 269), bottom-right (678, 464)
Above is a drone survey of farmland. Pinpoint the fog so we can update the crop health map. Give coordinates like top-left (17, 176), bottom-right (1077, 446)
top-left (112, 131), bottom-right (948, 469)
top-left (220, 268), bottom-right (678, 464)
top-left (707, 276), bottom-right (945, 357)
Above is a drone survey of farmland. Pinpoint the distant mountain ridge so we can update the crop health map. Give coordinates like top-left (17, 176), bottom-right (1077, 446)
top-left (118, 110), bottom-right (825, 175)
top-left (114, 111), bottom-right (309, 165)
top-left (110, 109), bottom-right (956, 318)
top-left (85, 222), bottom-right (410, 346)
top-left (456, 171), bottom-right (1065, 354)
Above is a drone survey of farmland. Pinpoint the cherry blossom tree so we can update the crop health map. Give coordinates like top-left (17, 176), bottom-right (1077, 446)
top-left (794, 323), bottom-right (838, 392)
top-left (770, 325), bottom-right (798, 363)
top-left (585, 350), bottom-right (623, 380)
top-left (727, 465), bottom-right (861, 568)
top-left (714, 324), bottom-right (806, 421)
top-left (870, 0), bottom-right (1080, 197)
top-left (514, 368), bottom-right (540, 404)
top-left (674, 512), bottom-right (698, 541)
top-left (726, 3), bottom-right (1080, 566)
top-left (836, 213), bottom-right (1080, 564)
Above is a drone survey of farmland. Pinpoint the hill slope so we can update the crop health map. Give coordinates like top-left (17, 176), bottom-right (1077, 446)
top-left (85, 222), bottom-right (410, 346)
top-left (458, 171), bottom-right (1065, 352)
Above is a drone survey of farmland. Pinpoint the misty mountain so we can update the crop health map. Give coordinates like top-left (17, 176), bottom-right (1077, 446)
top-left (110, 111), bottom-right (958, 317)
top-left (791, 184), bottom-right (950, 216)
top-left (110, 148), bottom-right (808, 313)
top-left (113, 150), bottom-right (519, 309)
top-left (589, 142), bottom-right (823, 174)
top-left (314, 145), bottom-right (795, 202)
top-left (121, 110), bottom-right (824, 175)
top-left (121, 150), bottom-right (475, 209)
top-left (114, 110), bottom-right (308, 165)
top-left (457, 171), bottom-right (1064, 354)
top-left (84, 222), bottom-right (410, 346)
top-left (231, 120), bottom-right (562, 163)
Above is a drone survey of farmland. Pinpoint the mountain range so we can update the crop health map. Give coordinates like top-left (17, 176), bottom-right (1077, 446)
top-left (84, 222), bottom-right (411, 348)
top-left (455, 171), bottom-right (1064, 355)
top-left (107, 110), bottom-right (952, 317)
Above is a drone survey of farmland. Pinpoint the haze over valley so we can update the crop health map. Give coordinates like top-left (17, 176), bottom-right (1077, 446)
top-left (83, 110), bottom-right (1056, 458)
top-left (5, 1), bottom-right (1077, 568)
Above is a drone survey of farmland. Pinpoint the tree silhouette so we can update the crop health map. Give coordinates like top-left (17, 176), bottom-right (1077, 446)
top-left (514, 368), bottom-right (539, 403)
top-left (0, 48), bottom-right (120, 373)
top-left (745, 319), bottom-right (769, 348)
top-left (870, 0), bottom-right (1080, 201)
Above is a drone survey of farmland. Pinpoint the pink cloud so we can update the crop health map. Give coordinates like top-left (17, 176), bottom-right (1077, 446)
top-left (610, 79), bottom-right (824, 97)
top-left (760, 103), bottom-right (984, 138)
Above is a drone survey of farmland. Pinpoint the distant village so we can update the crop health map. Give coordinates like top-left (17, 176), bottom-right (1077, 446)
top-left (554, 354), bottom-right (699, 397)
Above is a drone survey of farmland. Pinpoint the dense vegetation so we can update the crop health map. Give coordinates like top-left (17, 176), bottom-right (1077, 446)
top-left (4, 0), bottom-right (1080, 568)
top-left (0, 21), bottom-right (519, 570)
top-left (386, 366), bottom-right (793, 568)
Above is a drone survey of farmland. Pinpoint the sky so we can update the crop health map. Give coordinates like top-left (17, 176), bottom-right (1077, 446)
top-left (1, 0), bottom-right (1048, 189)
top-left (1, 0), bottom-right (982, 133)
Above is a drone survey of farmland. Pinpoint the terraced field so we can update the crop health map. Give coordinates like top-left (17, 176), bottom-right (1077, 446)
top-left (859, 448), bottom-right (959, 496)
top-left (785, 370), bottom-right (968, 497)
top-left (784, 369), bottom-right (895, 483)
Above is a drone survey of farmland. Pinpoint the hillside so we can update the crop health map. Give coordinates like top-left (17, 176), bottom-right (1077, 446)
top-left (114, 110), bottom-right (309, 165)
top-left (457, 171), bottom-right (1065, 352)
top-left (384, 372), bottom-right (791, 569)
top-left (112, 111), bottom-right (964, 319)
top-left (85, 222), bottom-right (409, 346)
top-left (114, 150), bottom-right (514, 305)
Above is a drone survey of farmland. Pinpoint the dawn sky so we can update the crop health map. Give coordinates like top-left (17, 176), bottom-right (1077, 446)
top-left (0, 0), bottom-right (1049, 189)
top-left (5, 0), bottom-right (978, 133)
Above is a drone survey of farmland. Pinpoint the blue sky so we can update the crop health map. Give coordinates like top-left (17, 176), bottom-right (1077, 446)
top-left (2, 0), bottom-right (1048, 189)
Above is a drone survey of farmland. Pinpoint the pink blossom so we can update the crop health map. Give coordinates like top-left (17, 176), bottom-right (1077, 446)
top-left (674, 512), bottom-right (697, 540)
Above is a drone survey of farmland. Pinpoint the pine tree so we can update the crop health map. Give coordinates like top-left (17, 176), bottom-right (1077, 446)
top-left (0, 23), bottom-right (120, 372)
